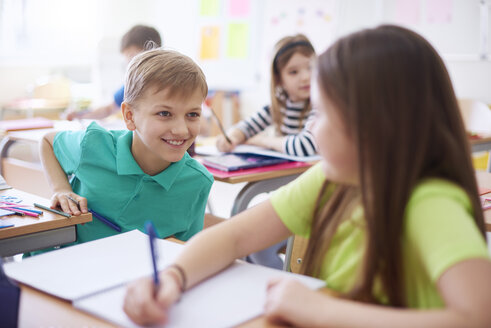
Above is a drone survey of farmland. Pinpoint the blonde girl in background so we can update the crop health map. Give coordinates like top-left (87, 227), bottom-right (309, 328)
top-left (216, 34), bottom-right (317, 157)
top-left (124, 25), bottom-right (491, 327)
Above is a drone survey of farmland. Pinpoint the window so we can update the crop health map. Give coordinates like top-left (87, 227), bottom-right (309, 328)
top-left (0, 0), bottom-right (97, 65)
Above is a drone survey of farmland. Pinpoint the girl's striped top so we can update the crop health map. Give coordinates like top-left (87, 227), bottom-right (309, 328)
top-left (236, 99), bottom-right (317, 157)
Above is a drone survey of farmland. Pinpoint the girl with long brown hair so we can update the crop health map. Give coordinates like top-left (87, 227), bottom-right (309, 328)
top-left (216, 34), bottom-right (317, 157)
top-left (124, 25), bottom-right (491, 327)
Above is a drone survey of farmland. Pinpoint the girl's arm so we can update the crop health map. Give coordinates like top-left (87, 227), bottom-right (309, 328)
top-left (39, 132), bottom-right (88, 215)
top-left (217, 105), bottom-right (274, 153)
top-left (264, 258), bottom-right (491, 328)
top-left (123, 200), bottom-right (292, 326)
top-left (245, 134), bottom-right (285, 152)
top-left (247, 109), bottom-right (317, 155)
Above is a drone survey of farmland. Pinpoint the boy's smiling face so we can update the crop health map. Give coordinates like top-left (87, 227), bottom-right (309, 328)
top-left (122, 86), bottom-right (203, 175)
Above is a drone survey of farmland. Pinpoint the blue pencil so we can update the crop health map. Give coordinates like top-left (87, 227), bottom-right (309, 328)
top-left (66, 196), bottom-right (121, 232)
top-left (89, 209), bottom-right (122, 232)
top-left (145, 220), bottom-right (160, 295)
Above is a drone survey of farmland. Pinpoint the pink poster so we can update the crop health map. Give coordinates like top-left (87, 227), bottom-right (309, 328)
top-left (395, 0), bottom-right (421, 25)
top-left (229, 0), bottom-right (250, 17)
top-left (427, 0), bottom-right (453, 24)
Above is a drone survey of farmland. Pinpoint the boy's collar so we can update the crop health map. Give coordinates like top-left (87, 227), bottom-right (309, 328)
top-left (115, 131), bottom-right (187, 190)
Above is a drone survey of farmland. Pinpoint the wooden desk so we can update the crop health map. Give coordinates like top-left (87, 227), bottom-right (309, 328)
top-left (0, 188), bottom-right (92, 256)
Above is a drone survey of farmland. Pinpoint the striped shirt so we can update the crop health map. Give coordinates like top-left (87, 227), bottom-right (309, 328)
top-left (236, 100), bottom-right (317, 157)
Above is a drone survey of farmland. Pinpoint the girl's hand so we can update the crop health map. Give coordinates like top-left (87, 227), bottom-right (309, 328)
top-left (216, 134), bottom-right (238, 152)
top-left (50, 191), bottom-right (88, 216)
top-left (264, 277), bottom-right (323, 327)
top-left (123, 270), bottom-right (183, 326)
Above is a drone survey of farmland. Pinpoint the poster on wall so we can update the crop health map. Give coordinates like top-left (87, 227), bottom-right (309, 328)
top-left (262, 0), bottom-right (339, 58)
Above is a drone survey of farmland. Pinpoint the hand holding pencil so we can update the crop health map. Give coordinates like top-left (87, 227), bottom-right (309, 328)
top-left (50, 191), bottom-right (88, 216)
top-left (215, 128), bottom-right (246, 153)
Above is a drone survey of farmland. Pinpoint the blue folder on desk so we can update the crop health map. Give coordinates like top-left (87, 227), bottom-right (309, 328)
top-left (202, 153), bottom-right (289, 172)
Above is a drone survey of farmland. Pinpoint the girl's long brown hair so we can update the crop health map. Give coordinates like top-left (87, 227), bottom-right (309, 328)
top-left (270, 34), bottom-right (315, 135)
top-left (301, 25), bottom-right (486, 306)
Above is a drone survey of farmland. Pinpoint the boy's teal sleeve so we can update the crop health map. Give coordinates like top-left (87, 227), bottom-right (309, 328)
top-left (53, 130), bottom-right (86, 175)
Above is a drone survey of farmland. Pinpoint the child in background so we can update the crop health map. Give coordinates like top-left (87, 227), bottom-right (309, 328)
top-left (216, 34), bottom-right (317, 157)
top-left (124, 25), bottom-right (491, 327)
top-left (39, 49), bottom-right (213, 249)
top-left (64, 25), bottom-right (162, 120)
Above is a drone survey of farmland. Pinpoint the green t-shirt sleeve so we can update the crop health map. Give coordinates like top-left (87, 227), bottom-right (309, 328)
top-left (270, 163), bottom-right (327, 237)
top-left (53, 129), bottom-right (87, 175)
top-left (405, 182), bottom-right (490, 283)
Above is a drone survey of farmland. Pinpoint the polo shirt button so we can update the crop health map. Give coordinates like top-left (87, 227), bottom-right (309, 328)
top-left (134, 194), bottom-right (140, 200)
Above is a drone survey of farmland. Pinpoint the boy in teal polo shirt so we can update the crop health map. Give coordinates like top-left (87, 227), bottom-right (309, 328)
top-left (39, 49), bottom-right (213, 247)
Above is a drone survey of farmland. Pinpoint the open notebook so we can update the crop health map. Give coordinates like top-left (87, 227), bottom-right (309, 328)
top-left (196, 144), bottom-right (322, 163)
top-left (5, 230), bottom-right (325, 328)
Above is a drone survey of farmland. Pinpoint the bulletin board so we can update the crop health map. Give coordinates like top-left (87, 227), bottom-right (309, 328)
top-left (195, 0), bottom-right (340, 91)
top-left (381, 0), bottom-right (488, 58)
top-left (196, 0), bottom-right (263, 90)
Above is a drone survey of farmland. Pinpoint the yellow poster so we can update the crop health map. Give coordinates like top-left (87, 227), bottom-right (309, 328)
top-left (200, 0), bottom-right (220, 16)
top-left (200, 26), bottom-right (220, 60)
top-left (226, 23), bottom-right (249, 59)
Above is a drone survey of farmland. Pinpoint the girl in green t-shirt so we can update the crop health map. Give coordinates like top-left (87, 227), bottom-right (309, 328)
top-left (123, 25), bottom-right (491, 327)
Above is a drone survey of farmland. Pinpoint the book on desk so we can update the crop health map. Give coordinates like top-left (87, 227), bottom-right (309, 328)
top-left (4, 230), bottom-right (324, 328)
top-left (197, 144), bottom-right (321, 172)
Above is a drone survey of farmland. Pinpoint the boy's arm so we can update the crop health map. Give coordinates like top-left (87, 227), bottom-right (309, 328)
top-left (39, 132), bottom-right (87, 215)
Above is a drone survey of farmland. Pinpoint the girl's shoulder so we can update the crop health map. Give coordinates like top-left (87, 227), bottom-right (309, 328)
top-left (406, 178), bottom-right (472, 214)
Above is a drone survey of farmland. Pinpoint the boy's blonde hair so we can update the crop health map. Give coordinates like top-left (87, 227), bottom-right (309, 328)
top-left (124, 49), bottom-right (208, 105)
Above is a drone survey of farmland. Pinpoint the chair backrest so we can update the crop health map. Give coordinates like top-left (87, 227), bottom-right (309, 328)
top-left (458, 98), bottom-right (491, 134)
top-left (289, 235), bottom-right (308, 274)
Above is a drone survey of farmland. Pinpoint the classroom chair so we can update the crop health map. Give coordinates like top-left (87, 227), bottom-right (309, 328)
top-left (285, 235), bottom-right (308, 274)
top-left (247, 240), bottom-right (288, 271)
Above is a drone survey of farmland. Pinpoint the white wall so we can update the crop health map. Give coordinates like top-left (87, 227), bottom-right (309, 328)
top-left (337, 0), bottom-right (491, 104)
top-left (0, 0), bottom-right (489, 114)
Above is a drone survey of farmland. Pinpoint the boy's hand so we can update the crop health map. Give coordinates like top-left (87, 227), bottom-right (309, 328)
top-left (51, 191), bottom-right (88, 216)
top-left (124, 270), bottom-right (182, 326)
